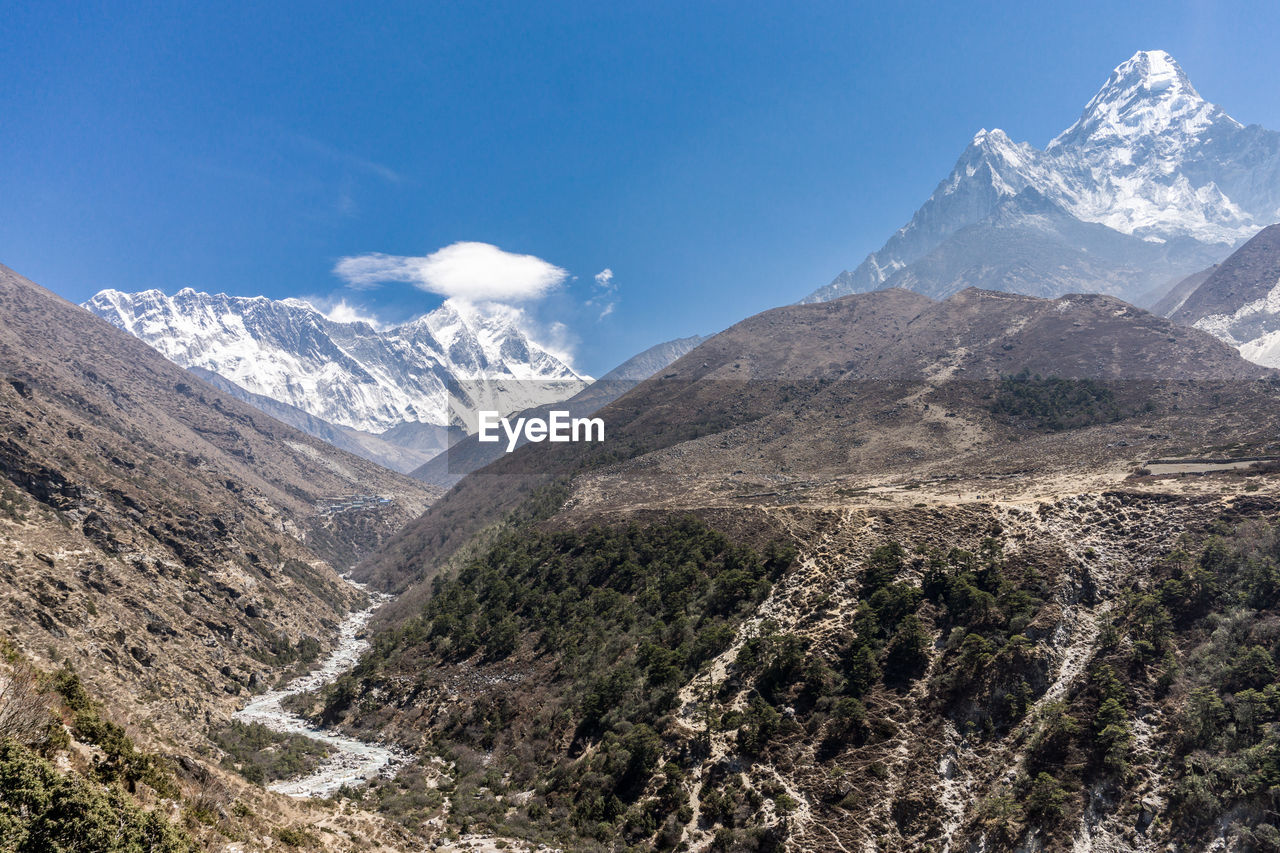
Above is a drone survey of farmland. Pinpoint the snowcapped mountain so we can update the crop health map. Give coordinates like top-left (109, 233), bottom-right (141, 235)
top-left (806, 50), bottom-right (1280, 304)
top-left (84, 289), bottom-right (590, 439)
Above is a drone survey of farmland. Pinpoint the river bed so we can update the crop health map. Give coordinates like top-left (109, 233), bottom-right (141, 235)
top-left (232, 582), bottom-right (409, 798)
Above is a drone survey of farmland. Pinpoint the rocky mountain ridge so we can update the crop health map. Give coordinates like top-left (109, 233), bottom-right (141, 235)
top-left (410, 334), bottom-right (707, 488)
top-left (357, 284), bottom-right (1277, 606)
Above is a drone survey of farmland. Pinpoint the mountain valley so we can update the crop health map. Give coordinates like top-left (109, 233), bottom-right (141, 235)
top-left (8, 38), bottom-right (1280, 853)
top-left (10, 235), bottom-right (1280, 852)
top-left (0, 264), bottom-right (439, 851)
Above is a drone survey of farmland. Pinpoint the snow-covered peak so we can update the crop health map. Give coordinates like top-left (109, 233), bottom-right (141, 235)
top-left (279, 296), bottom-right (324, 313)
top-left (417, 298), bottom-right (501, 345)
top-left (950, 128), bottom-right (1044, 195)
top-left (1049, 50), bottom-right (1235, 151)
top-left (971, 128), bottom-right (1007, 145)
top-left (962, 128), bottom-right (1025, 161)
top-left (85, 288), bottom-right (589, 434)
top-left (93, 287), bottom-right (165, 311)
top-left (805, 49), bottom-right (1280, 304)
top-left (1037, 50), bottom-right (1257, 243)
top-left (1100, 50), bottom-right (1198, 105)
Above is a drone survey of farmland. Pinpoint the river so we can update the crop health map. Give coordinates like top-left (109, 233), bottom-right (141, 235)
top-left (231, 582), bottom-right (409, 798)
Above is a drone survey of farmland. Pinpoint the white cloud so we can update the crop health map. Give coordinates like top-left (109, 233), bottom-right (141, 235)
top-left (540, 320), bottom-right (577, 367)
top-left (324, 299), bottom-right (386, 328)
top-left (333, 241), bottom-right (568, 302)
top-left (287, 295), bottom-right (388, 330)
top-left (443, 298), bottom-right (580, 371)
top-left (587, 267), bottom-right (618, 320)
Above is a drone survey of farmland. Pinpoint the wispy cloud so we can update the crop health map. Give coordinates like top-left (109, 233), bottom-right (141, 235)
top-left (587, 267), bottom-right (618, 319)
top-left (444, 298), bottom-right (578, 367)
top-left (288, 295), bottom-right (389, 330)
top-left (323, 299), bottom-right (386, 328)
top-left (333, 242), bottom-right (569, 302)
top-left (290, 132), bottom-right (403, 184)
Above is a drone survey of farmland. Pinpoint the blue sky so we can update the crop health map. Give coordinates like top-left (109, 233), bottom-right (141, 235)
top-left (3, 1), bottom-right (1279, 374)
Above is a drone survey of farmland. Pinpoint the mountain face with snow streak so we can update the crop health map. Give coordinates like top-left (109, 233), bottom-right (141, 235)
top-left (84, 289), bottom-right (589, 437)
top-left (806, 50), bottom-right (1280, 305)
top-left (1164, 225), bottom-right (1280, 367)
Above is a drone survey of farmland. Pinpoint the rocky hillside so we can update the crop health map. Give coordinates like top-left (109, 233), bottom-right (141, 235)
top-left (806, 50), bottom-right (1280, 305)
top-left (411, 335), bottom-right (707, 489)
top-left (358, 286), bottom-right (1274, 598)
top-left (311, 492), bottom-right (1280, 852)
top-left (294, 286), bottom-right (1280, 851)
top-left (0, 263), bottom-right (436, 738)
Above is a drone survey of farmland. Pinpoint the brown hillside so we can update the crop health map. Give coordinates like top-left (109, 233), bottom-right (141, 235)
top-left (0, 263), bottom-right (437, 732)
top-left (358, 286), bottom-right (1277, 604)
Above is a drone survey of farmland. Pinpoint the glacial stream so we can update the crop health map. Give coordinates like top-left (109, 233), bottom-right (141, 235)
top-left (232, 583), bottom-right (408, 798)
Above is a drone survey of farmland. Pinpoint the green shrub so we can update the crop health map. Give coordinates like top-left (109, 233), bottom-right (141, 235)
top-left (737, 698), bottom-right (782, 756)
top-left (274, 825), bottom-right (321, 847)
top-left (990, 371), bottom-right (1129, 432)
top-left (212, 721), bottom-right (330, 785)
top-left (1025, 772), bottom-right (1070, 820)
top-left (53, 668), bottom-right (176, 796)
top-left (883, 615), bottom-right (930, 685)
top-left (0, 739), bottom-right (193, 853)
